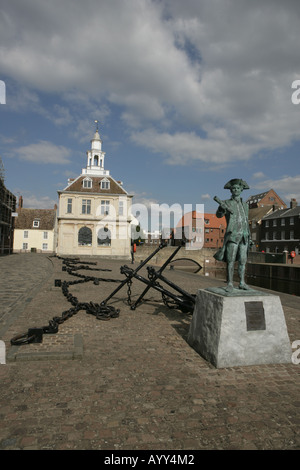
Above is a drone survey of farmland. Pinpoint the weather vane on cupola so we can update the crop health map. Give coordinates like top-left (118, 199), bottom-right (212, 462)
top-left (94, 119), bottom-right (99, 132)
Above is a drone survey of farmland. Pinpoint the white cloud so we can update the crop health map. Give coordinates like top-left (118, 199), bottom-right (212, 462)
top-left (131, 128), bottom-right (260, 165)
top-left (0, 134), bottom-right (16, 145)
top-left (252, 172), bottom-right (265, 179)
top-left (14, 189), bottom-right (58, 209)
top-left (5, 83), bottom-right (45, 114)
top-left (51, 105), bottom-right (72, 127)
top-left (1, 0), bottom-right (300, 168)
top-left (13, 141), bottom-right (71, 164)
top-left (252, 175), bottom-right (300, 203)
top-left (23, 195), bottom-right (58, 209)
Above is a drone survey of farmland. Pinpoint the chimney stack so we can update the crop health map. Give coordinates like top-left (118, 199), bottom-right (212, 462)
top-left (290, 198), bottom-right (297, 209)
top-left (18, 195), bottom-right (23, 209)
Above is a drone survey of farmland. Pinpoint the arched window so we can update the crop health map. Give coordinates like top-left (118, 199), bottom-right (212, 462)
top-left (97, 227), bottom-right (111, 246)
top-left (93, 155), bottom-right (99, 166)
top-left (78, 226), bottom-right (92, 246)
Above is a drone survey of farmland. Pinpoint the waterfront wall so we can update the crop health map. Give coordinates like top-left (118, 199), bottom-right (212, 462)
top-left (134, 246), bottom-right (300, 283)
top-left (247, 263), bottom-right (300, 283)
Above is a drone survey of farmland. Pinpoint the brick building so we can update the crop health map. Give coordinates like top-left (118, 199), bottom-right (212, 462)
top-left (203, 213), bottom-right (226, 249)
top-left (175, 211), bottom-right (226, 249)
top-left (247, 188), bottom-right (286, 210)
top-left (143, 230), bottom-right (161, 246)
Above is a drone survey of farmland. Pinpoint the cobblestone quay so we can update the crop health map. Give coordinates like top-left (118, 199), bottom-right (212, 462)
top-left (0, 253), bottom-right (299, 450)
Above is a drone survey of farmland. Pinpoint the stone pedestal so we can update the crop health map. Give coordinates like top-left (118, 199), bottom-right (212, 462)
top-left (187, 287), bottom-right (291, 368)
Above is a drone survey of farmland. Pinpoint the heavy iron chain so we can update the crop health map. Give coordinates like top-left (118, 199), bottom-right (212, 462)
top-left (10, 258), bottom-right (121, 346)
top-left (10, 246), bottom-right (197, 346)
top-left (127, 279), bottom-right (132, 306)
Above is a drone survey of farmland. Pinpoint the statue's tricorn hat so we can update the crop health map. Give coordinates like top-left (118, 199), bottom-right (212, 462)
top-left (224, 178), bottom-right (249, 190)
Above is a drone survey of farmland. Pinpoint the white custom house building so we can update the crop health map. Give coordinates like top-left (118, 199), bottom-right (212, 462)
top-left (57, 128), bottom-right (133, 258)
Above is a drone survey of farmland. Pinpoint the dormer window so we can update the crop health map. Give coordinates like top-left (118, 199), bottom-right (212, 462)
top-left (33, 219), bottom-right (40, 228)
top-left (83, 177), bottom-right (92, 189)
top-left (100, 178), bottom-right (110, 190)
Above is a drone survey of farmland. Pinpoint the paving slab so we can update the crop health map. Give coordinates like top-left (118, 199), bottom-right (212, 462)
top-left (0, 254), bottom-right (299, 450)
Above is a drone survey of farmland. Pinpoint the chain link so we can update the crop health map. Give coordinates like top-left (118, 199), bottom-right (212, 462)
top-left (11, 246), bottom-right (196, 346)
top-left (127, 279), bottom-right (132, 306)
top-left (11, 258), bottom-right (121, 346)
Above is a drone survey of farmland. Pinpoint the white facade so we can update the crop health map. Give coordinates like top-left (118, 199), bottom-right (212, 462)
top-left (14, 227), bottom-right (55, 253)
top-left (13, 207), bottom-right (57, 253)
top-left (57, 128), bottom-right (133, 258)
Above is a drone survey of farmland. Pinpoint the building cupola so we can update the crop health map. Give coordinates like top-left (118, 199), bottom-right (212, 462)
top-left (82, 120), bottom-right (110, 176)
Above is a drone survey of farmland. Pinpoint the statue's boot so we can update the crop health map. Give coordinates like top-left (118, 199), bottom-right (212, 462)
top-left (239, 282), bottom-right (249, 290)
top-left (238, 264), bottom-right (249, 290)
top-left (225, 282), bottom-right (234, 292)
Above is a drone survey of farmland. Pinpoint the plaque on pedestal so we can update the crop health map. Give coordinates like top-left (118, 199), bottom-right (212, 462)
top-left (187, 288), bottom-right (291, 368)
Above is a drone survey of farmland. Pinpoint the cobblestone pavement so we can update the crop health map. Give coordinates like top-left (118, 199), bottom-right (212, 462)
top-left (0, 253), bottom-right (299, 451)
top-left (0, 254), bottom-right (54, 336)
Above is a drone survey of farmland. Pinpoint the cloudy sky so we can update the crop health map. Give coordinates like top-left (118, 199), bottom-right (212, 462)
top-left (1, 0), bottom-right (300, 229)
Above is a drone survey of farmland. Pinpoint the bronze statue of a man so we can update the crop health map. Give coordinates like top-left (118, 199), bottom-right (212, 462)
top-left (214, 178), bottom-right (252, 292)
